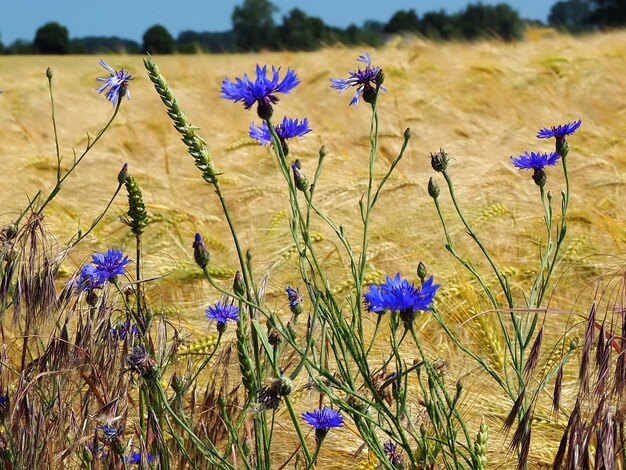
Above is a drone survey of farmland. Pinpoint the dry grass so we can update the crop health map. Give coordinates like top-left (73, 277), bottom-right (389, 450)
top-left (1, 28), bottom-right (626, 467)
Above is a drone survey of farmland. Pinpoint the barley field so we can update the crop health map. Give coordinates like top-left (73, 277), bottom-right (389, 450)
top-left (1, 28), bottom-right (626, 468)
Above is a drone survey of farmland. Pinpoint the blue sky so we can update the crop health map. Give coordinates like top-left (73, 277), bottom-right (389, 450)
top-left (2, 1), bottom-right (552, 44)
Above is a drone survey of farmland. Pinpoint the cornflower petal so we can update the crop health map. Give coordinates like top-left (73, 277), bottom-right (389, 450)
top-left (221, 65), bottom-right (300, 111)
top-left (537, 120), bottom-right (582, 139)
top-left (96, 60), bottom-right (133, 106)
top-left (205, 302), bottom-right (240, 325)
top-left (249, 117), bottom-right (311, 146)
top-left (510, 151), bottom-right (560, 170)
top-left (330, 52), bottom-right (385, 106)
top-left (302, 407), bottom-right (343, 430)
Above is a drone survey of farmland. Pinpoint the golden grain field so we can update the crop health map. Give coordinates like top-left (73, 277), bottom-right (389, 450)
top-left (1, 28), bottom-right (626, 468)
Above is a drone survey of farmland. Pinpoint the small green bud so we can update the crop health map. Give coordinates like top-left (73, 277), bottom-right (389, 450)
top-left (277, 377), bottom-right (293, 396)
top-left (428, 177), bottom-right (440, 199)
top-left (86, 290), bottom-right (99, 307)
top-left (268, 327), bottom-right (282, 347)
top-left (233, 270), bottom-right (246, 296)
top-left (117, 163), bottom-right (128, 185)
top-left (430, 148), bottom-right (449, 172)
top-left (404, 127), bottom-right (412, 140)
top-left (193, 233), bottom-right (210, 268)
top-left (3, 223), bottom-right (17, 241)
top-left (556, 138), bottom-right (569, 158)
top-left (375, 68), bottom-right (385, 86)
top-left (319, 146), bottom-right (328, 160)
top-left (417, 262), bottom-right (427, 282)
top-left (171, 372), bottom-right (184, 394)
top-left (46, 67), bottom-right (53, 79)
top-left (292, 164), bottom-right (309, 192)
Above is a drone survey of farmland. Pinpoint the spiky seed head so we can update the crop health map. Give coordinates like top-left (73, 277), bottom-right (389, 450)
top-left (430, 148), bottom-right (449, 172)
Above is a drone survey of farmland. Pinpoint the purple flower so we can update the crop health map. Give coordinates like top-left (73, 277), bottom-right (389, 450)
top-left (221, 65), bottom-right (299, 119)
top-left (96, 59), bottom-right (133, 106)
top-left (330, 52), bottom-right (385, 106)
top-left (90, 248), bottom-right (132, 283)
top-left (285, 286), bottom-right (304, 315)
top-left (302, 407), bottom-right (343, 430)
top-left (205, 302), bottom-right (239, 332)
top-left (537, 120), bottom-right (582, 140)
top-left (510, 151), bottom-right (560, 171)
top-left (383, 441), bottom-right (403, 467)
top-left (75, 248), bottom-right (131, 291)
top-left (97, 425), bottom-right (120, 439)
top-left (249, 117), bottom-right (311, 146)
top-left (364, 274), bottom-right (439, 315)
top-left (126, 452), bottom-right (154, 465)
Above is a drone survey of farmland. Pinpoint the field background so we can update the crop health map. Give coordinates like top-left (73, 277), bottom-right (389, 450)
top-left (1, 28), bottom-right (626, 467)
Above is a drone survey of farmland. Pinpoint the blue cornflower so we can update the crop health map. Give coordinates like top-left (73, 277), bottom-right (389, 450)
top-left (111, 320), bottom-right (140, 341)
top-left (96, 59), bottom-right (133, 106)
top-left (205, 302), bottom-right (240, 333)
top-left (330, 52), bottom-right (385, 106)
top-left (97, 425), bottom-right (120, 439)
top-left (90, 248), bottom-right (132, 284)
top-left (364, 274), bottom-right (439, 315)
top-left (383, 441), bottom-right (403, 467)
top-left (75, 248), bottom-right (131, 292)
top-left (510, 151), bottom-right (560, 170)
top-left (249, 117), bottom-right (311, 147)
top-left (537, 120), bottom-right (582, 140)
top-left (302, 407), bottom-right (343, 442)
top-left (221, 65), bottom-right (300, 119)
top-left (285, 286), bottom-right (304, 315)
top-left (126, 452), bottom-right (154, 465)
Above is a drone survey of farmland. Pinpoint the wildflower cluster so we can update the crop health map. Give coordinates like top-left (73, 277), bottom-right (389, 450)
top-left (511, 119), bottom-right (581, 186)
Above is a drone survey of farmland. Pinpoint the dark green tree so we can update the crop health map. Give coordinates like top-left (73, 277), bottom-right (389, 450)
top-left (278, 8), bottom-right (326, 51)
top-left (384, 9), bottom-right (420, 33)
top-left (549, 0), bottom-right (593, 32)
top-left (419, 11), bottom-right (460, 40)
top-left (34, 22), bottom-right (69, 54)
top-left (588, 0), bottom-right (626, 26)
top-left (232, 0), bottom-right (279, 51)
top-left (457, 3), bottom-right (523, 41)
top-left (142, 24), bottom-right (175, 54)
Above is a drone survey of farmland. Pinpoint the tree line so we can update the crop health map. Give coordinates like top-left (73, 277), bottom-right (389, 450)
top-left (1, 0), bottom-right (624, 55)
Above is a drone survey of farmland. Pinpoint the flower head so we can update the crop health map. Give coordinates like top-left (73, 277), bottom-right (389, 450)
top-left (125, 345), bottom-right (157, 379)
top-left (249, 117), bottom-right (311, 147)
top-left (537, 120), bottom-right (582, 140)
top-left (75, 248), bottom-right (131, 292)
top-left (302, 406), bottom-right (343, 431)
top-left (97, 425), bottom-right (120, 439)
top-left (126, 452), bottom-right (154, 465)
top-left (90, 248), bottom-right (132, 283)
top-left (383, 441), bottom-right (403, 467)
top-left (285, 286), bottom-right (304, 315)
top-left (330, 52), bottom-right (385, 106)
top-left (206, 302), bottom-right (240, 332)
top-left (221, 65), bottom-right (300, 119)
top-left (96, 59), bottom-right (133, 106)
top-left (510, 151), bottom-right (560, 171)
top-left (364, 274), bottom-right (439, 315)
